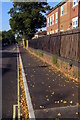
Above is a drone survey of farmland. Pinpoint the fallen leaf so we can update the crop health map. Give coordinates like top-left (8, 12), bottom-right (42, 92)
top-left (72, 87), bottom-right (74, 89)
top-left (40, 106), bottom-right (44, 109)
top-left (52, 92), bottom-right (55, 95)
top-left (32, 85), bottom-right (34, 88)
top-left (45, 109), bottom-right (48, 113)
top-left (63, 100), bottom-right (67, 104)
top-left (47, 98), bottom-right (49, 101)
top-left (42, 82), bottom-right (44, 84)
top-left (55, 101), bottom-right (59, 104)
top-left (76, 112), bottom-right (78, 115)
top-left (46, 95), bottom-right (48, 98)
top-left (76, 102), bottom-right (79, 106)
top-left (72, 94), bottom-right (75, 96)
top-left (70, 101), bottom-right (73, 104)
top-left (61, 100), bottom-right (63, 102)
top-left (57, 113), bottom-right (61, 117)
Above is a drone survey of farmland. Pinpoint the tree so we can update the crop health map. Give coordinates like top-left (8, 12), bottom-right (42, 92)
top-left (2, 30), bottom-right (15, 46)
top-left (8, 2), bottom-right (51, 39)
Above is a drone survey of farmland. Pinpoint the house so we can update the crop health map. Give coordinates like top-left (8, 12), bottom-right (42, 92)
top-left (32, 30), bottom-right (47, 39)
top-left (47, 0), bottom-right (80, 35)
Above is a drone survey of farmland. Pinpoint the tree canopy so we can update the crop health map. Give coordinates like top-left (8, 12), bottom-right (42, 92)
top-left (8, 2), bottom-right (50, 40)
top-left (2, 30), bottom-right (15, 46)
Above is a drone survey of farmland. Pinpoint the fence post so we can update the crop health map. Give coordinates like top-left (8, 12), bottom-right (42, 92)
top-left (23, 39), bottom-right (25, 48)
top-left (26, 40), bottom-right (28, 49)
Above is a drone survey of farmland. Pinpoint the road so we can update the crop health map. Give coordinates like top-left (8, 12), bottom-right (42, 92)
top-left (2, 44), bottom-right (18, 119)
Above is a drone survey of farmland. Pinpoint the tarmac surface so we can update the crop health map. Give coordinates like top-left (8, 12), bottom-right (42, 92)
top-left (2, 45), bottom-right (18, 119)
top-left (19, 46), bottom-right (80, 119)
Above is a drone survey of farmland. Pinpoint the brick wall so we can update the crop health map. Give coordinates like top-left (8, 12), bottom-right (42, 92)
top-left (47, 1), bottom-right (79, 34)
top-left (47, 7), bottom-right (59, 34)
top-left (29, 28), bottom-right (80, 62)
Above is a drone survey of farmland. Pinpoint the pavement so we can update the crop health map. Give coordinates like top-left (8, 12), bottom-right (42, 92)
top-left (19, 46), bottom-right (80, 119)
top-left (2, 44), bottom-right (18, 119)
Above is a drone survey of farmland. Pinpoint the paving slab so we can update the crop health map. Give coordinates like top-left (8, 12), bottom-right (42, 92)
top-left (19, 46), bottom-right (80, 119)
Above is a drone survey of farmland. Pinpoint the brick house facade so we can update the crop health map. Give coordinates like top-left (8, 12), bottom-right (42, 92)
top-left (47, 0), bottom-right (80, 35)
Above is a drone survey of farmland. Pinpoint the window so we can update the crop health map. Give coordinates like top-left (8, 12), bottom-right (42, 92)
top-left (55, 12), bottom-right (58, 24)
top-left (50, 16), bottom-right (52, 26)
top-left (47, 32), bottom-right (49, 35)
top-left (50, 31), bottom-right (52, 34)
top-left (55, 29), bottom-right (58, 33)
top-left (73, 0), bottom-right (78, 7)
top-left (51, 16), bottom-right (53, 25)
top-left (47, 18), bottom-right (49, 27)
top-left (52, 14), bottom-right (54, 25)
top-left (61, 5), bottom-right (63, 16)
top-left (72, 17), bottom-right (78, 28)
top-left (52, 30), bottom-right (54, 34)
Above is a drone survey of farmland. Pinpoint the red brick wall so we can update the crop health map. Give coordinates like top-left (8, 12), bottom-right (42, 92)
top-left (47, 8), bottom-right (59, 34)
top-left (47, 1), bottom-right (80, 34)
top-left (78, 1), bottom-right (80, 27)
top-left (60, 2), bottom-right (78, 31)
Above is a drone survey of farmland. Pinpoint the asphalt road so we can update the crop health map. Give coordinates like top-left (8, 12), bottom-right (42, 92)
top-left (20, 46), bottom-right (80, 119)
top-left (2, 45), bottom-right (18, 119)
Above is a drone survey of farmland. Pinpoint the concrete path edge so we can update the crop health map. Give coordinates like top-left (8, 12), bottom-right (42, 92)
top-left (19, 52), bottom-right (35, 119)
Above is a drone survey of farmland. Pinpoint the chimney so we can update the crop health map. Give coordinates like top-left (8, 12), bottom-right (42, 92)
top-left (40, 29), bottom-right (42, 32)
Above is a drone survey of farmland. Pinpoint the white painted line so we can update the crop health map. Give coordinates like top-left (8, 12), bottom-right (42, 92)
top-left (19, 53), bottom-right (35, 119)
top-left (13, 104), bottom-right (18, 119)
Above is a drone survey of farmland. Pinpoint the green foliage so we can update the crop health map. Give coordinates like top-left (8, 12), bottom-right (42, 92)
top-left (2, 30), bottom-right (15, 46)
top-left (40, 51), bottom-right (44, 57)
top-left (60, 60), bottom-right (63, 66)
top-left (73, 71), bottom-right (78, 78)
top-left (52, 55), bottom-right (57, 64)
top-left (8, 2), bottom-right (51, 39)
top-left (36, 51), bottom-right (44, 57)
top-left (56, 63), bottom-right (59, 67)
top-left (35, 51), bottom-right (39, 55)
top-left (16, 35), bottom-right (22, 43)
top-left (69, 60), bottom-right (73, 67)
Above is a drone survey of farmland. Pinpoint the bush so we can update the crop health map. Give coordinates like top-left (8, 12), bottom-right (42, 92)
top-left (52, 55), bottom-right (57, 64)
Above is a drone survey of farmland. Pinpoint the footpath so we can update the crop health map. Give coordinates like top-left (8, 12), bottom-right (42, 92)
top-left (19, 46), bottom-right (80, 119)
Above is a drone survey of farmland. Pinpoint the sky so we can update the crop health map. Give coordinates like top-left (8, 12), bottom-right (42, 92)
top-left (0, 1), bottom-right (60, 31)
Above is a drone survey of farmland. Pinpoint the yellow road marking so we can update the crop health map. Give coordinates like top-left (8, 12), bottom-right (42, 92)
top-left (17, 46), bottom-right (20, 119)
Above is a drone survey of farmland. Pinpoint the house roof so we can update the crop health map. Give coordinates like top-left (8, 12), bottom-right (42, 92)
top-left (35, 30), bottom-right (47, 36)
top-left (46, 0), bottom-right (68, 15)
